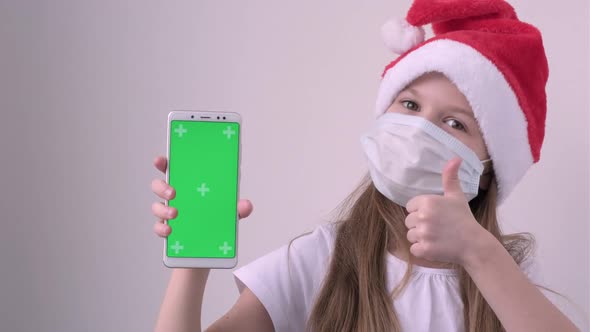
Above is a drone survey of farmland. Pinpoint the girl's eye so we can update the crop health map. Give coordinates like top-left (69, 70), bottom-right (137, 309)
top-left (401, 100), bottom-right (419, 111)
top-left (446, 119), bottom-right (466, 132)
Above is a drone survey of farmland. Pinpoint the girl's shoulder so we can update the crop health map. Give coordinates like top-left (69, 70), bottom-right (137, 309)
top-left (234, 222), bottom-right (338, 280)
top-left (288, 222), bottom-right (339, 256)
top-left (232, 222), bottom-right (339, 331)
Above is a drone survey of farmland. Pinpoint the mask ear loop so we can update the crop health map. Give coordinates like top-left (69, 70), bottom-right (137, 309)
top-left (470, 159), bottom-right (495, 216)
top-left (481, 159), bottom-right (494, 175)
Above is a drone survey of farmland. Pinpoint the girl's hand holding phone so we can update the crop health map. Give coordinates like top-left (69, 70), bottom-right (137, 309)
top-left (151, 155), bottom-right (253, 242)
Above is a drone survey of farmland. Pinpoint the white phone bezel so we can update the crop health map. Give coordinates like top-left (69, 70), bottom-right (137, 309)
top-left (163, 110), bottom-right (241, 269)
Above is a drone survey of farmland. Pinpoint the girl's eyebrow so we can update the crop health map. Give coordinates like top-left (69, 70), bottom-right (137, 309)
top-left (401, 88), bottom-right (475, 119)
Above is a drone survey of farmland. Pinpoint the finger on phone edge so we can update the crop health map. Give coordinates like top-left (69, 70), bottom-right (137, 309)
top-left (151, 179), bottom-right (172, 199)
top-left (153, 156), bottom-right (167, 174)
top-left (154, 221), bottom-right (171, 237)
top-left (237, 199), bottom-right (253, 219)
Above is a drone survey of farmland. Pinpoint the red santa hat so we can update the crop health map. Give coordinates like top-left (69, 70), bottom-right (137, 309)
top-left (376, 0), bottom-right (549, 205)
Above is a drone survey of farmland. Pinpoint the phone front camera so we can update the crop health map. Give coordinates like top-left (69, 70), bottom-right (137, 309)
top-left (223, 116), bottom-right (226, 120)
top-left (191, 115), bottom-right (194, 118)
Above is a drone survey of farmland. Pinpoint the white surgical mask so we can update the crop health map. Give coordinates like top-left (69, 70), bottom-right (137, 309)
top-left (360, 112), bottom-right (491, 207)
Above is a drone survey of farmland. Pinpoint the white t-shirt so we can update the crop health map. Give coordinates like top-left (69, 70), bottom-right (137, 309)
top-left (233, 222), bottom-right (542, 332)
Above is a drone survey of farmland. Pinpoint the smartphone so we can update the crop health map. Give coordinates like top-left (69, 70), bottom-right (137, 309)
top-left (163, 111), bottom-right (241, 268)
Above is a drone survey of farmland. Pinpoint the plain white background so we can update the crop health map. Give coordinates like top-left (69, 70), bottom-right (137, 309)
top-left (1, 1), bottom-right (588, 331)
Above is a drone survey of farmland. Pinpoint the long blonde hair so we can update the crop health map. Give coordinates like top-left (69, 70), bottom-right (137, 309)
top-left (305, 171), bottom-right (535, 331)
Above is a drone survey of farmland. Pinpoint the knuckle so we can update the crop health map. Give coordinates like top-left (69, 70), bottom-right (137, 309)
top-left (151, 179), bottom-right (163, 192)
top-left (154, 222), bottom-right (170, 237)
top-left (417, 211), bottom-right (428, 220)
top-left (420, 242), bottom-right (431, 254)
top-left (407, 229), bottom-right (416, 242)
top-left (416, 226), bottom-right (427, 238)
top-left (153, 223), bottom-right (163, 235)
top-left (422, 199), bottom-right (435, 210)
top-left (152, 203), bottom-right (168, 218)
top-left (416, 224), bottom-right (431, 238)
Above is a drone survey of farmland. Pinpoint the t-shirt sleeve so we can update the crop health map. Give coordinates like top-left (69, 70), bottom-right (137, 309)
top-left (233, 224), bottom-right (334, 332)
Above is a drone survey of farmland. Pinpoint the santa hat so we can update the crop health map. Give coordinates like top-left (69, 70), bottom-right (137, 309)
top-left (376, 0), bottom-right (549, 205)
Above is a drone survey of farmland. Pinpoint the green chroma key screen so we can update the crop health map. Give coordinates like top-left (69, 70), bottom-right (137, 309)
top-left (167, 120), bottom-right (240, 258)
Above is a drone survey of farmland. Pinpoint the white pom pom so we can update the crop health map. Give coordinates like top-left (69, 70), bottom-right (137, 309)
top-left (381, 18), bottom-right (425, 54)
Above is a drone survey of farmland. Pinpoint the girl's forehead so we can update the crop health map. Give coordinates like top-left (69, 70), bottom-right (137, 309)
top-left (405, 71), bottom-right (455, 89)
top-left (399, 74), bottom-right (474, 115)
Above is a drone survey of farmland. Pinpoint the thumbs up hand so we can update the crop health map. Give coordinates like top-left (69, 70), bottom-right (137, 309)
top-left (404, 157), bottom-right (488, 266)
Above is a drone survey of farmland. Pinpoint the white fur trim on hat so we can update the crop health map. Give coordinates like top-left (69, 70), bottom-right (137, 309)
top-left (375, 39), bottom-right (533, 205)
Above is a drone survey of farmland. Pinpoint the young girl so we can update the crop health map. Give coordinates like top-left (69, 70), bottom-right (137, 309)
top-left (151, 1), bottom-right (579, 331)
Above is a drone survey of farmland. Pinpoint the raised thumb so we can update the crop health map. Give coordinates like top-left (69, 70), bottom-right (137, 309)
top-left (442, 157), bottom-right (465, 198)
